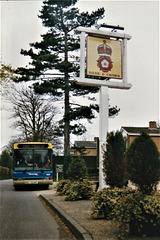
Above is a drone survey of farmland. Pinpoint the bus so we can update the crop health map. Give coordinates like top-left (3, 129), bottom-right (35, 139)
top-left (13, 142), bottom-right (53, 190)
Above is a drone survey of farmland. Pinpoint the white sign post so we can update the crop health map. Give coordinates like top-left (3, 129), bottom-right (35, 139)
top-left (99, 86), bottom-right (109, 189)
top-left (56, 164), bottom-right (63, 182)
top-left (75, 26), bottom-right (132, 190)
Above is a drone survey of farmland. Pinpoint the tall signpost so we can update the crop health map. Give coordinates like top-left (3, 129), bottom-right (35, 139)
top-left (76, 26), bottom-right (132, 190)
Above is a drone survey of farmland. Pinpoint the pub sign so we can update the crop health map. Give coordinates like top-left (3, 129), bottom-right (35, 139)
top-left (87, 36), bottom-right (122, 79)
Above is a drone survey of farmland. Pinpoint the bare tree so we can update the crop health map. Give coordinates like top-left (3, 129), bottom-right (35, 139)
top-left (9, 86), bottom-right (61, 146)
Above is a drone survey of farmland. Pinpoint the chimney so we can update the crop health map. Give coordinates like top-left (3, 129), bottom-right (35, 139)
top-left (149, 121), bottom-right (157, 128)
top-left (94, 137), bottom-right (99, 142)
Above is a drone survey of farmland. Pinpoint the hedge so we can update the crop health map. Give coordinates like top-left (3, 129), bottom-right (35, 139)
top-left (0, 166), bottom-right (12, 180)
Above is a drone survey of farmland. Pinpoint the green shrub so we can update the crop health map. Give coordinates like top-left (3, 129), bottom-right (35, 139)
top-left (103, 131), bottom-right (127, 188)
top-left (56, 180), bottom-right (94, 201)
top-left (56, 179), bottom-right (71, 195)
top-left (65, 180), bottom-right (94, 201)
top-left (0, 150), bottom-right (13, 169)
top-left (65, 181), bottom-right (82, 201)
top-left (91, 187), bottom-right (135, 219)
top-left (92, 188), bottom-right (160, 238)
top-left (113, 192), bottom-right (160, 238)
top-left (79, 180), bottom-right (94, 200)
top-left (91, 188), bottom-right (115, 219)
top-left (0, 166), bottom-right (12, 180)
top-left (67, 156), bottom-right (88, 181)
top-left (127, 132), bottom-right (160, 194)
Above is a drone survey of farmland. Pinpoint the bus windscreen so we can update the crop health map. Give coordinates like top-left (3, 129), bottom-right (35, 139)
top-left (14, 149), bottom-right (52, 171)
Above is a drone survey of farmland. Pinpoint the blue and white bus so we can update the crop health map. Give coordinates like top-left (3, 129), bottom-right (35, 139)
top-left (13, 142), bottom-right (53, 190)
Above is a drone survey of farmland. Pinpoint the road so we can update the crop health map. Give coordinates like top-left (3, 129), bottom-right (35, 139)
top-left (0, 179), bottom-right (75, 240)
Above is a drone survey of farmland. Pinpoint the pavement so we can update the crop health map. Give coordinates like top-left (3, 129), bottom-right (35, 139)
top-left (40, 182), bottom-right (160, 240)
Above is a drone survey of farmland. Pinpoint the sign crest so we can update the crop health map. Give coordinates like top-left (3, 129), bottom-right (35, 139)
top-left (97, 40), bottom-right (113, 73)
top-left (87, 36), bottom-right (122, 79)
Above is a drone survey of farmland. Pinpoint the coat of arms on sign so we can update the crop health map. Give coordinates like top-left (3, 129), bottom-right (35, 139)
top-left (87, 36), bottom-right (122, 79)
top-left (97, 40), bottom-right (113, 73)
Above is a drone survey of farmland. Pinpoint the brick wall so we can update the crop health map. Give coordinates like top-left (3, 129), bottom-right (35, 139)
top-left (128, 135), bottom-right (160, 152)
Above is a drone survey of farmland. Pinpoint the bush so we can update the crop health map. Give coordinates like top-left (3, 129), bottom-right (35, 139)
top-left (0, 166), bottom-right (12, 180)
top-left (127, 132), bottom-right (160, 194)
top-left (67, 156), bottom-right (88, 181)
top-left (0, 150), bottom-right (13, 169)
top-left (91, 187), bottom-right (135, 219)
top-left (92, 188), bottom-right (160, 238)
top-left (113, 192), bottom-right (160, 238)
top-left (103, 131), bottom-right (127, 188)
top-left (65, 180), bottom-right (94, 201)
top-left (57, 180), bottom-right (94, 201)
top-left (56, 179), bottom-right (71, 195)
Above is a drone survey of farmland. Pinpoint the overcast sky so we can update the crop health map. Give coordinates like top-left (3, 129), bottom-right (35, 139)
top-left (0, 0), bottom-right (159, 150)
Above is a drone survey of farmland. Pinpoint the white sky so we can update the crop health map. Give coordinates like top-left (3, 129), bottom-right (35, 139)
top-left (0, 0), bottom-right (159, 150)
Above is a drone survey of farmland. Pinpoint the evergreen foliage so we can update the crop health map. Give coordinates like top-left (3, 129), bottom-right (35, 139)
top-left (126, 132), bottom-right (160, 194)
top-left (91, 187), bottom-right (135, 219)
top-left (56, 179), bottom-right (94, 201)
top-left (17, 0), bottom-right (105, 155)
top-left (0, 63), bottom-right (17, 95)
top-left (67, 156), bottom-right (88, 181)
top-left (0, 150), bottom-right (13, 169)
top-left (63, 155), bottom-right (72, 179)
top-left (65, 180), bottom-right (94, 201)
top-left (92, 188), bottom-right (160, 238)
top-left (0, 166), bottom-right (13, 180)
top-left (103, 131), bottom-right (127, 188)
top-left (56, 179), bottom-right (71, 195)
top-left (16, 0), bottom-right (120, 155)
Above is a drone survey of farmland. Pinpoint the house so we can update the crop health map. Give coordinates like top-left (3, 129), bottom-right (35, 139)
top-left (121, 121), bottom-right (160, 152)
top-left (71, 138), bottom-right (99, 180)
top-left (72, 138), bottom-right (98, 156)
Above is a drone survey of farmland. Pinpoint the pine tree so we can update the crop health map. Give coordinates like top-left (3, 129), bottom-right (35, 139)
top-left (17, 0), bottom-right (119, 155)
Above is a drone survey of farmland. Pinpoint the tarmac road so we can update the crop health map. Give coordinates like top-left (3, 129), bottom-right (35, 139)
top-left (0, 179), bottom-right (75, 240)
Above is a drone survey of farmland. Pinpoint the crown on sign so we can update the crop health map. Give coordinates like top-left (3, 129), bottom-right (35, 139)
top-left (97, 40), bottom-right (112, 56)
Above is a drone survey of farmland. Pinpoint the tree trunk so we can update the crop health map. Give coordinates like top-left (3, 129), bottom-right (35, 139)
top-left (64, 31), bottom-right (70, 156)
